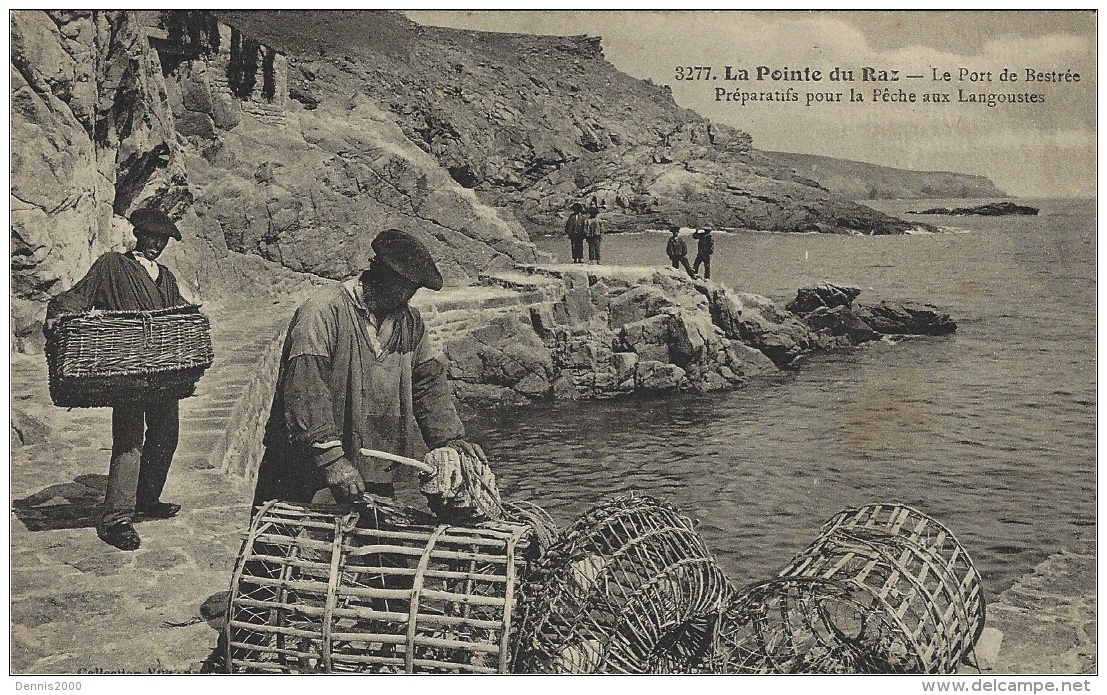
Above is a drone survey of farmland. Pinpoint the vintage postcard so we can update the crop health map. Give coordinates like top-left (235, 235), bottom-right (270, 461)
top-left (9, 10), bottom-right (1096, 687)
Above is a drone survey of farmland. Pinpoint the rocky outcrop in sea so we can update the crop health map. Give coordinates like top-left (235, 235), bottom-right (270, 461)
top-left (429, 269), bottom-right (956, 404)
top-left (907, 202), bottom-right (1039, 216)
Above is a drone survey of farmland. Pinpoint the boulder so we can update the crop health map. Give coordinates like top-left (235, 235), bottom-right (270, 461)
top-left (606, 284), bottom-right (674, 327)
top-left (708, 287), bottom-right (814, 367)
top-left (726, 340), bottom-right (778, 377)
top-left (617, 314), bottom-right (672, 363)
top-left (634, 361), bottom-right (685, 391)
top-left (855, 301), bottom-right (957, 336)
top-left (444, 315), bottom-right (552, 398)
top-left (802, 305), bottom-right (880, 344)
top-left (785, 283), bottom-right (862, 315)
top-left (668, 312), bottom-right (714, 367)
top-left (610, 351), bottom-right (638, 383)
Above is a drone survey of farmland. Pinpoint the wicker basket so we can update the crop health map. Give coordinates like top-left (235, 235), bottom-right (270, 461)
top-left (790, 504), bottom-right (986, 653)
top-left (708, 575), bottom-right (921, 673)
top-left (513, 495), bottom-right (734, 674)
top-left (46, 305), bottom-right (214, 408)
top-left (224, 497), bottom-right (547, 673)
top-left (708, 503), bottom-right (985, 674)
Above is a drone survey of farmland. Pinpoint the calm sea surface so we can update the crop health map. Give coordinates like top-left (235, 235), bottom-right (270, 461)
top-left (465, 199), bottom-right (1096, 596)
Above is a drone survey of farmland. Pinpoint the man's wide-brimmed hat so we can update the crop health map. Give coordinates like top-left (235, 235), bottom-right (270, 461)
top-left (371, 229), bottom-right (443, 291)
top-left (129, 208), bottom-right (182, 241)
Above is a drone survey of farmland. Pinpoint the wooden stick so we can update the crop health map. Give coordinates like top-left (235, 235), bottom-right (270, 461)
top-left (359, 448), bottom-right (435, 474)
top-left (350, 526), bottom-right (516, 545)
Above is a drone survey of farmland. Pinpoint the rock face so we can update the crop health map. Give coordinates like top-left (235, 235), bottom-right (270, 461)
top-left (907, 202), bottom-right (1039, 216)
top-left (11, 10), bottom-right (188, 349)
top-left (10, 9), bottom-right (946, 353)
top-left (9, 9), bottom-right (538, 348)
top-left (216, 11), bottom-right (922, 236)
top-left (165, 18), bottom-right (539, 282)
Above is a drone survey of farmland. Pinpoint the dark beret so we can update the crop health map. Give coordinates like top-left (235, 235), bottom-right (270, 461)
top-left (129, 208), bottom-right (182, 241)
top-left (371, 229), bottom-right (443, 291)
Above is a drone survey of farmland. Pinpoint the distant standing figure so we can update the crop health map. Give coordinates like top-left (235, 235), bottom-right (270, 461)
top-left (565, 203), bottom-right (587, 263)
top-left (585, 206), bottom-right (603, 263)
top-left (665, 225), bottom-right (696, 278)
top-left (692, 227), bottom-right (714, 279)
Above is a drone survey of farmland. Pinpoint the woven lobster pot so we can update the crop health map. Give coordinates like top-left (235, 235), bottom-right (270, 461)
top-left (46, 305), bottom-right (214, 407)
top-left (224, 497), bottom-right (545, 673)
top-left (707, 576), bottom-right (920, 673)
top-left (513, 495), bottom-right (734, 674)
top-left (709, 503), bottom-right (985, 674)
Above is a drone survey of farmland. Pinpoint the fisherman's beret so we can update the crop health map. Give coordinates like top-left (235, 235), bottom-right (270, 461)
top-left (371, 229), bottom-right (444, 291)
top-left (129, 208), bottom-right (182, 241)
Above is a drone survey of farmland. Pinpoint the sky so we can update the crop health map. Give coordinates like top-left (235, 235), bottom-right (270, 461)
top-left (406, 11), bottom-right (1096, 198)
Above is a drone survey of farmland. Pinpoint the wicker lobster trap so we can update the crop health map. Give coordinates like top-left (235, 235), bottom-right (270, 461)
top-left (708, 576), bottom-right (920, 673)
top-left (513, 495), bottom-right (734, 674)
top-left (224, 496), bottom-right (550, 674)
top-left (708, 503), bottom-right (985, 674)
top-left (46, 305), bottom-right (214, 407)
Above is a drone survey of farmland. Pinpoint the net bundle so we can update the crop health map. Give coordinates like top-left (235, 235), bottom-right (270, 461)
top-left (419, 447), bottom-right (505, 524)
top-left (707, 503), bottom-right (985, 674)
top-left (224, 495), bottom-right (551, 674)
top-left (46, 305), bottom-right (214, 407)
top-left (513, 495), bottom-right (734, 673)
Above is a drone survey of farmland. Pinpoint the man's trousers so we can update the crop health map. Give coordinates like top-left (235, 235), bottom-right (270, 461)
top-left (103, 400), bottom-right (179, 526)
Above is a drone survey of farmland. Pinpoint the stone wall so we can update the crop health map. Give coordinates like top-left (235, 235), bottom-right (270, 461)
top-left (214, 332), bottom-right (285, 482)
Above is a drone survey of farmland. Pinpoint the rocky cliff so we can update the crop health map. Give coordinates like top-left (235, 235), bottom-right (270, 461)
top-left (11, 10), bottom-right (939, 350)
top-left (9, 10), bottom-right (538, 348)
top-left (216, 11), bottom-right (921, 236)
top-left (762, 151), bottom-right (1008, 200)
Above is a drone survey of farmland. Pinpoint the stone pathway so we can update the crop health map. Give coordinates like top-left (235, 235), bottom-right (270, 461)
top-left (9, 297), bottom-right (303, 673)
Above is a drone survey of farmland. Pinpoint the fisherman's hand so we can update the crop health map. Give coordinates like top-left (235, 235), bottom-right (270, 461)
top-left (323, 457), bottom-right (364, 503)
top-left (444, 439), bottom-right (489, 465)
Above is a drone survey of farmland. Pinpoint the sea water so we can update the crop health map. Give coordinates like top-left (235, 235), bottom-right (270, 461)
top-left (465, 199), bottom-right (1096, 596)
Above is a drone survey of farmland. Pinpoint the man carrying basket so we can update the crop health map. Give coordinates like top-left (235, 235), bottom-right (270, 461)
top-left (46, 209), bottom-right (188, 551)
